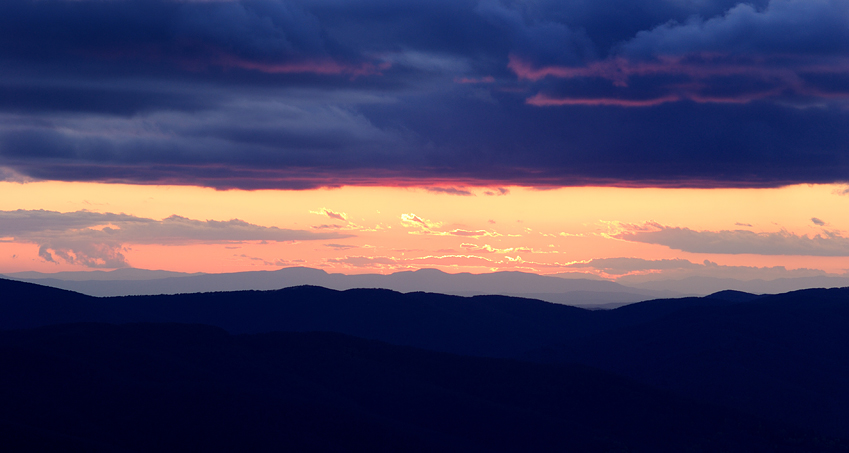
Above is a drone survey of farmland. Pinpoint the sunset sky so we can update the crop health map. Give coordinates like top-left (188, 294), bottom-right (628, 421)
top-left (1, 0), bottom-right (849, 282)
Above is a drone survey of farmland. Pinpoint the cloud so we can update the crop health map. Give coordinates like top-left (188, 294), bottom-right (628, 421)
top-left (399, 214), bottom-right (502, 238)
top-left (565, 256), bottom-right (828, 281)
top-left (484, 188), bottom-right (510, 196)
top-left (38, 241), bottom-right (129, 269)
top-left (567, 257), bottom-right (700, 275)
top-left (325, 243), bottom-right (358, 250)
top-left (400, 213), bottom-right (441, 230)
top-left (325, 252), bottom-right (579, 273)
top-left (425, 187), bottom-right (474, 196)
top-left (0, 0), bottom-right (847, 189)
top-left (325, 253), bottom-right (499, 270)
top-left (460, 243), bottom-right (536, 254)
top-left (612, 221), bottom-right (849, 256)
top-left (455, 76), bottom-right (496, 84)
top-left (445, 229), bottom-right (502, 238)
top-left (326, 255), bottom-right (402, 269)
top-left (812, 217), bottom-right (826, 226)
top-left (0, 209), bottom-right (350, 268)
top-left (512, 1), bottom-right (849, 107)
top-left (312, 208), bottom-right (348, 222)
top-left (0, 166), bottom-right (32, 183)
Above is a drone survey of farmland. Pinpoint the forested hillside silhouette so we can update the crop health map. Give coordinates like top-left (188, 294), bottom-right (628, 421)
top-left (3, 278), bottom-right (849, 445)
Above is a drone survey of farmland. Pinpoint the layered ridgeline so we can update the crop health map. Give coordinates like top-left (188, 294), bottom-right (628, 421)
top-left (7, 266), bottom-right (849, 303)
top-left (2, 278), bottom-right (849, 450)
top-left (1, 267), bottom-right (667, 307)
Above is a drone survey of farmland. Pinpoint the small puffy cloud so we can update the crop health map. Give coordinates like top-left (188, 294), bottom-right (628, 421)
top-left (312, 224), bottom-right (344, 230)
top-left (39, 241), bottom-right (129, 269)
top-left (460, 243), bottom-right (533, 254)
top-left (483, 188), bottom-right (510, 196)
top-left (311, 208), bottom-right (348, 222)
top-left (446, 229), bottom-right (502, 238)
top-left (812, 217), bottom-right (826, 226)
top-left (0, 209), bottom-right (350, 268)
top-left (325, 243), bottom-right (358, 251)
top-left (400, 213), bottom-right (441, 230)
top-left (611, 221), bottom-right (849, 256)
top-left (425, 187), bottom-right (474, 196)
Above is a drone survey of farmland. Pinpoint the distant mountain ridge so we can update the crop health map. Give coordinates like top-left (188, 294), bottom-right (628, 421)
top-left (7, 266), bottom-right (849, 304)
top-left (2, 268), bottom-right (203, 281)
top-left (2, 267), bottom-right (670, 307)
top-left (621, 274), bottom-right (849, 295)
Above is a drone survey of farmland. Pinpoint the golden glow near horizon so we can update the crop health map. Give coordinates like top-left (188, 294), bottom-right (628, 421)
top-left (1, 181), bottom-right (848, 278)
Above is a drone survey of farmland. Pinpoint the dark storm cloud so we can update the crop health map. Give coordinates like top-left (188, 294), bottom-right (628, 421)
top-left (0, 0), bottom-right (847, 189)
top-left (513, 0), bottom-right (849, 106)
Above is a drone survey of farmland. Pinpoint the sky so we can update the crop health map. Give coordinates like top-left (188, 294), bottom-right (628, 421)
top-left (1, 0), bottom-right (848, 282)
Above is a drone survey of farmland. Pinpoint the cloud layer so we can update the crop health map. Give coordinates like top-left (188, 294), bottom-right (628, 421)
top-left (613, 221), bottom-right (849, 256)
top-left (0, 209), bottom-right (349, 267)
top-left (1, 0), bottom-right (848, 188)
top-left (565, 257), bottom-right (828, 281)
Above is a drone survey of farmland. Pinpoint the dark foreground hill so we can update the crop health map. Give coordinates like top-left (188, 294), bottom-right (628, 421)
top-left (3, 278), bottom-right (849, 441)
top-left (0, 323), bottom-right (842, 453)
top-left (529, 287), bottom-right (849, 439)
top-left (0, 278), bottom-right (757, 357)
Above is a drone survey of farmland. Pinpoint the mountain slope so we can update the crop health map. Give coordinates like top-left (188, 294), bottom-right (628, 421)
top-left (0, 323), bottom-right (841, 453)
top-left (3, 278), bottom-right (849, 440)
top-left (530, 287), bottom-right (849, 438)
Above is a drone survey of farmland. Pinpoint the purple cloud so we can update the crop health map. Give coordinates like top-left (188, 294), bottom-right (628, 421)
top-left (0, 0), bottom-right (847, 189)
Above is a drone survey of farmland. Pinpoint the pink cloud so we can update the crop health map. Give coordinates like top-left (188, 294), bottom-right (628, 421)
top-left (321, 209), bottom-right (347, 222)
top-left (527, 94), bottom-right (681, 108)
top-left (214, 54), bottom-right (390, 78)
top-left (509, 53), bottom-right (849, 106)
top-left (454, 76), bottom-right (496, 84)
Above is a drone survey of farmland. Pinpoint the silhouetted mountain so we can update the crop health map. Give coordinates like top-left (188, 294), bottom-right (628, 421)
top-left (705, 289), bottom-right (762, 302)
top-left (2, 267), bottom-right (670, 306)
top-left (0, 323), bottom-right (842, 452)
top-left (3, 277), bottom-right (849, 442)
top-left (530, 287), bottom-right (849, 439)
top-left (0, 279), bottom-right (606, 357)
top-left (622, 275), bottom-right (849, 296)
